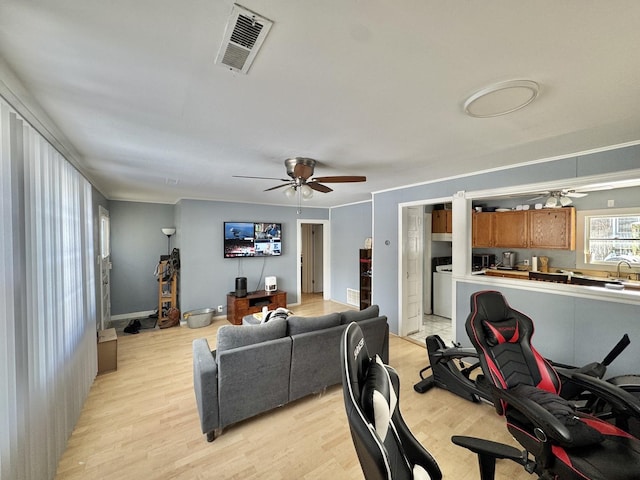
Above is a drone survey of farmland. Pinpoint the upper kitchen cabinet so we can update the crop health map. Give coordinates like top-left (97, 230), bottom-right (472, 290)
top-left (432, 209), bottom-right (452, 241)
top-left (492, 211), bottom-right (529, 248)
top-left (432, 209), bottom-right (452, 234)
top-left (472, 207), bottom-right (575, 250)
top-left (528, 207), bottom-right (576, 250)
top-left (472, 212), bottom-right (493, 247)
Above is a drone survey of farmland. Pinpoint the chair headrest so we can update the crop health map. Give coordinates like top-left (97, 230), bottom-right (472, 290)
top-left (343, 322), bottom-right (371, 404)
top-left (361, 355), bottom-right (397, 441)
top-left (471, 291), bottom-right (524, 346)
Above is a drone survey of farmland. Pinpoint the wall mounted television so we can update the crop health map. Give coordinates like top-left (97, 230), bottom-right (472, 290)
top-left (224, 222), bottom-right (282, 258)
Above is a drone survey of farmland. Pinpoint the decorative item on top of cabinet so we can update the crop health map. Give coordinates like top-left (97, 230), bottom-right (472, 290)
top-left (359, 248), bottom-right (372, 310)
top-left (528, 207), bottom-right (575, 250)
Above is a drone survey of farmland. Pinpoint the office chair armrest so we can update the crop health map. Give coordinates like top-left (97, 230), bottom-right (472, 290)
top-left (563, 371), bottom-right (640, 418)
top-left (433, 346), bottom-right (479, 359)
top-left (394, 413), bottom-right (442, 478)
top-left (491, 385), bottom-right (573, 446)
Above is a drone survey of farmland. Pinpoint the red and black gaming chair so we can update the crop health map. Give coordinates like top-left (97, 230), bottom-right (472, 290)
top-left (465, 290), bottom-right (640, 479)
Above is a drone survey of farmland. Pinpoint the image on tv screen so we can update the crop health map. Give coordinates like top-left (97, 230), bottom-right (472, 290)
top-left (224, 222), bottom-right (282, 258)
top-left (254, 223), bottom-right (281, 256)
top-left (224, 222), bottom-right (255, 257)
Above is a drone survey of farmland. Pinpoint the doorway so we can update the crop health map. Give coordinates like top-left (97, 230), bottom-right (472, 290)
top-left (296, 219), bottom-right (330, 305)
top-left (301, 223), bottom-right (323, 294)
top-left (399, 201), bottom-right (454, 343)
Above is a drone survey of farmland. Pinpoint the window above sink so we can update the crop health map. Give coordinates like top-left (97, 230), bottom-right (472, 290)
top-left (577, 207), bottom-right (640, 270)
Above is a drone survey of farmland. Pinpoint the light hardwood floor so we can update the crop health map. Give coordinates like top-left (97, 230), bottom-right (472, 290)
top-left (55, 295), bottom-right (525, 479)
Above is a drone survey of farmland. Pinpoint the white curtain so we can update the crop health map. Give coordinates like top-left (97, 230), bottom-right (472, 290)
top-left (0, 98), bottom-right (97, 480)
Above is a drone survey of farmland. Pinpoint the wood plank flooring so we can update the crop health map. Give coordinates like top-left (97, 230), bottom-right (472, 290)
top-left (55, 295), bottom-right (525, 479)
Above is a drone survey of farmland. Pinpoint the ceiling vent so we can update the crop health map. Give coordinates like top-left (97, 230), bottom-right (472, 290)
top-left (215, 4), bottom-right (273, 74)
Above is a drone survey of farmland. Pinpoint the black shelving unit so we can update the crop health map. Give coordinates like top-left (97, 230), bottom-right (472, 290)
top-left (359, 249), bottom-right (372, 310)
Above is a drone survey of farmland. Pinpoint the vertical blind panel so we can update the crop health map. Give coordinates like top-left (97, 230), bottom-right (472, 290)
top-left (0, 96), bottom-right (97, 480)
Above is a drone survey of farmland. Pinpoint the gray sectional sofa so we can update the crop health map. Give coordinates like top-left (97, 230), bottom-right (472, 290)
top-left (192, 305), bottom-right (388, 442)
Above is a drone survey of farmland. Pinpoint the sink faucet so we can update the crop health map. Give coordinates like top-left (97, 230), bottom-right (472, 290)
top-left (616, 260), bottom-right (632, 279)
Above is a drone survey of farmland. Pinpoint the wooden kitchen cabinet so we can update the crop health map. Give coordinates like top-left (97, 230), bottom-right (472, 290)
top-left (528, 207), bottom-right (575, 250)
top-left (472, 207), bottom-right (576, 250)
top-left (492, 211), bottom-right (528, 248)
top-left (472, 212), bottom-right (493, 247)
top-left (432, 210), bottom-right (452, 234)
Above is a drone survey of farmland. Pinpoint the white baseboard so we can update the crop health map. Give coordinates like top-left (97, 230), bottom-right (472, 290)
top-left (110, 310), bottom-right (156, 321)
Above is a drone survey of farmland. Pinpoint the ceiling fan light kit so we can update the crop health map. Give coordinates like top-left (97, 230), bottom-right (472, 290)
top-left (233, 157), bottom-right (366, 213)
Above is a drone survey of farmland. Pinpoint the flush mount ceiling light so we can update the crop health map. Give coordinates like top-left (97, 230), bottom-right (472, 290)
top-left (464, 80), bottom-right (540, 118)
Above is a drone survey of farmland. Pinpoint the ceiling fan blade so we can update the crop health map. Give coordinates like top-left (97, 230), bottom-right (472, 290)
top-left (264, 183), bottom-right (292, 192)
top-left (293, 163), bottom-right (313, 180)
top-left (565, 191), bottom-right (588, 198)
top-left (308, 182), bottom-right (333, 193)
top-left (526, 194), bottom-right (547, 202)
top-left (233, 175), bottom-right (290, 181)
top-left (312, 175), bottom-right (366, 183)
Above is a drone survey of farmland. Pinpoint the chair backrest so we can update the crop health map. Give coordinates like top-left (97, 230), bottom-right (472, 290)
top-left (340, 322), bottom-right (440, 480)
top-left (465, 291), bottom-right (561, 408)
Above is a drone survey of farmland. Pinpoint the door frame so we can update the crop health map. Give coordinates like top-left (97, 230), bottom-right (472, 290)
top-left (397, 197), bottom-right (451, 336)
top-left (296, 219), bottom-right (330, 304)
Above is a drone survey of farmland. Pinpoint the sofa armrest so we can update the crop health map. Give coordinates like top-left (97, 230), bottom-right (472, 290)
top-left (192, 338), bottom-right (220, 440)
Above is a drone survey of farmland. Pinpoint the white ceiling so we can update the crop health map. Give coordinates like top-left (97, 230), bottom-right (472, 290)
top-left (2, 1), bottom-right (640, 208)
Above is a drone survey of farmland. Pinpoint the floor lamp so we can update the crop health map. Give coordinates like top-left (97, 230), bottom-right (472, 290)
top-left (162, 227), bottom-right (176, 256)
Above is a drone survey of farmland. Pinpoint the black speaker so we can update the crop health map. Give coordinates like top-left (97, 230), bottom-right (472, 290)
top-left (235, 277), bottom-right (247, 297)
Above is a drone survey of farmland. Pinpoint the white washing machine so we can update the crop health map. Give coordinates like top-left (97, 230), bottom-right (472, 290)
top-left (433, 264), bottom-right (452, 318)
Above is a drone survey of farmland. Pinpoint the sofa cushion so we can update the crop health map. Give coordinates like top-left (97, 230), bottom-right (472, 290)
top-left (216, 318), bottom-right (287, 353)
top-left (341, 305), bottom-right (380, 324)
top-left (287, 312), bottom-right (341, 335)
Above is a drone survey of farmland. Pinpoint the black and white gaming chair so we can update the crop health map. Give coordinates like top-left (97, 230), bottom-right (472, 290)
top-left (341, 321), bottom-right (441, 480)
top-left (465, 290), bottom-right (640, 479)
top-left (340, 321), bottom-right (528, 480)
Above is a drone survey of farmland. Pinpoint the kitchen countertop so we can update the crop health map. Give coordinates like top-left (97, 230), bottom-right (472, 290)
top-left (478, 268), bottom-right (640, 293)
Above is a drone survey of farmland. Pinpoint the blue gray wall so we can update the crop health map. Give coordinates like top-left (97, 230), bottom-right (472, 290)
top-left (109, 201), bottom-right (175, 315)
top-left (176, 200), bottom-right (329, 314)
top-left (330, 201), bottom-right (372, 305)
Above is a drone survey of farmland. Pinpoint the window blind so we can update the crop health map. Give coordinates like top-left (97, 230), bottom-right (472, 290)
top-left (0, 98), bottom-right (97, 480)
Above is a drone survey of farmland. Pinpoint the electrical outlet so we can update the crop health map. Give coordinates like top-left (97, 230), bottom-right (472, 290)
top-left (524, 259), bottom-right (530, 266)
top-left (217, 305), bottom-right (223, 313)
top-left (608, 199), bottom-right (615, 207)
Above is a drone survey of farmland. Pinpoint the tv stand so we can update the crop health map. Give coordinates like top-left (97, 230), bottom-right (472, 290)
top-left (226, 290), bottom-right (287, 325)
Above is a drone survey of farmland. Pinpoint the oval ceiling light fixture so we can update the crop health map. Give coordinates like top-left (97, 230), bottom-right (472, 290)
top-left (463, 80), bottom-right (540, 118)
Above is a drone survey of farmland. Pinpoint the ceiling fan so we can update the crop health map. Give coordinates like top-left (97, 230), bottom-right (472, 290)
top-left (528, 189), bottom-right (588, 208)
top-left (233, 157), bottom-right (366, 198)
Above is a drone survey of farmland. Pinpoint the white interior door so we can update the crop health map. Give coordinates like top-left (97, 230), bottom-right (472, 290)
top-left (402, 206), bottom-right (423, 336)
top-left (99, 206), bottom-right (111, 330)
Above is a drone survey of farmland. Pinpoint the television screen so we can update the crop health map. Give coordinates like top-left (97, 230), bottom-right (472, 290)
top-left (224, 222), bottom-right (282, 258)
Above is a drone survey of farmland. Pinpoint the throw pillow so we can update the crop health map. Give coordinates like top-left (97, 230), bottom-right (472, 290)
top-left (216, 318), bottom-right (287, 353)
